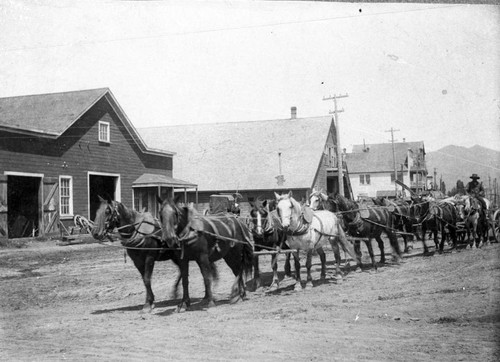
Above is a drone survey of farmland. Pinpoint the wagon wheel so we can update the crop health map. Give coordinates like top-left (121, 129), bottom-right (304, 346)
top-left (493, 209), bottom-right (500, 243)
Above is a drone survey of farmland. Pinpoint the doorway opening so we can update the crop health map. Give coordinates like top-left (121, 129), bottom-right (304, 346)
top-left (89, 174), bottom-right (118, 221)
top-left (7, 175), bottom-right (41, 238)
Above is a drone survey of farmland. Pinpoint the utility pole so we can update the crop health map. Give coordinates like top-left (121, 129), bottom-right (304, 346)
top-left (434, 168), bottom-right (437, 191)
top-left (323, 93), bottom-right (349, 197)
top-left (385, 127), bottom-right (400, 196)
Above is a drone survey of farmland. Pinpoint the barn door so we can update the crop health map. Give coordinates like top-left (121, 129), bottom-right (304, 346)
top-left (0, 175), bottom-right (7, 238)
top-left (42, 177), bottom-right (59, 236)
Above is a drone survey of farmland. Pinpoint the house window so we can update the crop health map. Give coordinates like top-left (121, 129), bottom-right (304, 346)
top-left (59, 176), bottom-right (73, 217)
top-left (98, 121), bottom-right (110, 142)
top-left (359, 174), bottom-right (371, 185)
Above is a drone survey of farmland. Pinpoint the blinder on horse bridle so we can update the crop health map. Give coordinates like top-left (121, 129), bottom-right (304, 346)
top-left (104, 202), bottom-right (120, 234)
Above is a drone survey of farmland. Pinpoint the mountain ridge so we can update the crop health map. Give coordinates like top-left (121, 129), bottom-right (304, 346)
top-left (426, 145), bottom-right (500, 194)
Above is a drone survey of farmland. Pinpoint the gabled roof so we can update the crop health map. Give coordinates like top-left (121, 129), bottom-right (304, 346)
top-left (0, 88), bottom-right (174, 157)
top-left (139, 116), bottom-right (334, 192)
top-left (346, 141), bottom-right (425, 173)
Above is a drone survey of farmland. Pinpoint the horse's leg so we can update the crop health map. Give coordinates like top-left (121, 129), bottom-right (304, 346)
top-left (284, 252), bottom-right (292, 277)
top-left (361, 239), bottom-right (376, 270)
top-left (222, 245), bottom-right (247, 304)
top-left (196, 254), bottom-right (215, 308)
top-left (389, 230), bottom-right (403, 263)
top-left (317, 247), bottom-right (327, 280)
top-left (335, 226), bottom-right (362, 271)
top-left (374, 235), bottom-right (386, 264)
top-left (402, 235), bottom-right (409, 253)
top-left (305, 249), bottom-right (314, 290)
top-left (352, 241), bottom-right (364, 270)
top-left (176, 258), bottom-right (191, 312)
top-left (328, 239), bottom-right (342, 280)
top-left (252, 253), bottom-right (262, 291)
top-left (438, 223), bottom-right (446, 253)
top-left (421, 224), bottom-right (431, 255)
top-left (270, 253), bottom-right (280, 290)
top-left (292, 250), bottom-right (302, 291)
top-left (129, 251), bottom-right (156, 312)
top-left (449, 226), bottom-right (458, 251)
top-left (466, 223), bottom-right (473, 248)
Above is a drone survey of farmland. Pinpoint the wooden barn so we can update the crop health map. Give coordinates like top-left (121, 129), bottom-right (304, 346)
top-left (0, 88), bottom-right (195, 239)
top-left (139, 108), bottom-right (351, 215)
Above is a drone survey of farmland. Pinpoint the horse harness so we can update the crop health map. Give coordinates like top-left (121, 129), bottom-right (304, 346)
top-left (106, 202), bottom-right (162, 247)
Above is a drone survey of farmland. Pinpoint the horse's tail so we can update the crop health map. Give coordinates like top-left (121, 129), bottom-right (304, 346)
top-left (233, 217), bottom-right (254, 280)
top-left (337, 222), bottom-right (362, 266)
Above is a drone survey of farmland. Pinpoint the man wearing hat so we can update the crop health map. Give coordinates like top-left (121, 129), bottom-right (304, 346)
top-left (466, 174), bottom-right (487, 211)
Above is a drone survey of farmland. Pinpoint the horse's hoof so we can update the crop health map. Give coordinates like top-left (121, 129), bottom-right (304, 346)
top-left (294, 283), bottom-right (303, 292)
top-left (176, 302), bottom-right (190, 313)
top-left (207, 300), bottom-right (216, 308)
top-left (268, 282), bottom-right (279, 292)
top-left (230, 295), bottom-right (242, 304)
top-left (140, 302), bottom-right (154, 314)
top-left (305, 282), bottom-right (313, 290)
top-left (252, 281), bottom-right (262, 292)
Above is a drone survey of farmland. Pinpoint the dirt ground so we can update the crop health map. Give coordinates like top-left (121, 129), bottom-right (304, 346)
top-left (1, 236), bottom-right (499, 362)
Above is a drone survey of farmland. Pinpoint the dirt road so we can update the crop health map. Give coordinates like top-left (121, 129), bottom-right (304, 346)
top-left (1, 239), bottom-right (499, 361)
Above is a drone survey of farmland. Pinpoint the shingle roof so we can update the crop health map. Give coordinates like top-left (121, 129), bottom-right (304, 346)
top-left (139, 116), bottom-right (334, 192)
top-left (0, 88), bottom-right (173, 157)
top-left (346, 141), bottom-right (425, 173)
top-left (0, 88), bottom-right (109, 136)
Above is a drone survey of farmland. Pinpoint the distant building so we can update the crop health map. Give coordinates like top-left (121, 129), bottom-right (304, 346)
top-left (140, 109), bottom-right (351, 215)
top-left (345, 141), bottom-right (428, 200)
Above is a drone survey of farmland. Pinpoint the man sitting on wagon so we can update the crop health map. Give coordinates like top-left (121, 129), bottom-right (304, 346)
top-left (466, 174), bottom-right (489, 213)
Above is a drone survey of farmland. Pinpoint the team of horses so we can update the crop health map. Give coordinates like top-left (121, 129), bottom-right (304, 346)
top-left (91, 191), bottom-right (497, 313)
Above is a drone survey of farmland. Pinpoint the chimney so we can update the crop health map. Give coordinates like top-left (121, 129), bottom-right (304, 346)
top-left (291, 106), bottom-right (297, 119)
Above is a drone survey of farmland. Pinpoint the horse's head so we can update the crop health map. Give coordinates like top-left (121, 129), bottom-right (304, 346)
top-left (308, 189), bottom-right (329, 211)
top-left (274, 191), bottom-right (300, 230)
top-left (157, 197), bottom-right (184, 248)
top-left (91, 195), bottom-right (119, 241)
top-left (410, 196), bottom-right (429, 222)
top-left (249, 198), bottom-right (270, 237)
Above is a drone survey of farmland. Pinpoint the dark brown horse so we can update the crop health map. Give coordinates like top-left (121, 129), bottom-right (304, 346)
top-left (91, 196), bottom-right (188, 312)
top-left (416, 198), bottom-right (458, 254)
top-left (158, 198), bottom-right (253, 311)
top-left (374, 197), bottom-right (421, 253)
top-left (249, 197), bottom-right (294, 290)
top-left (318, 193), bottom-right (403, 269)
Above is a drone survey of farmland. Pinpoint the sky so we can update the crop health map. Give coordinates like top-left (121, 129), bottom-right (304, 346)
top-left (1, 0), bottom-right (499, 153)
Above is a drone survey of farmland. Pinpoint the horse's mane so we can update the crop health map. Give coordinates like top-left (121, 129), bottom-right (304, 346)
top-left (333, 193), bottom-right (357, 211)
top-left (114, 201), bottom-right (140, 221)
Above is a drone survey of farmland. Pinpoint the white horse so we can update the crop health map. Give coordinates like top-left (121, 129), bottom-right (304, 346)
top-left (274, 191), bottom-right (360, 291)
top-left (458, 195), bottom-right (490, 248)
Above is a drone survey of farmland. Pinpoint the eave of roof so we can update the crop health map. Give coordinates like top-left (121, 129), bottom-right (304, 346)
top-left (132, 173), bottom-right (197, 188)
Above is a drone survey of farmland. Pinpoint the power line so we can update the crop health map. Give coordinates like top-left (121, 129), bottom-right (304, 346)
top-left (0, 4), bottom-right (464, 53)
